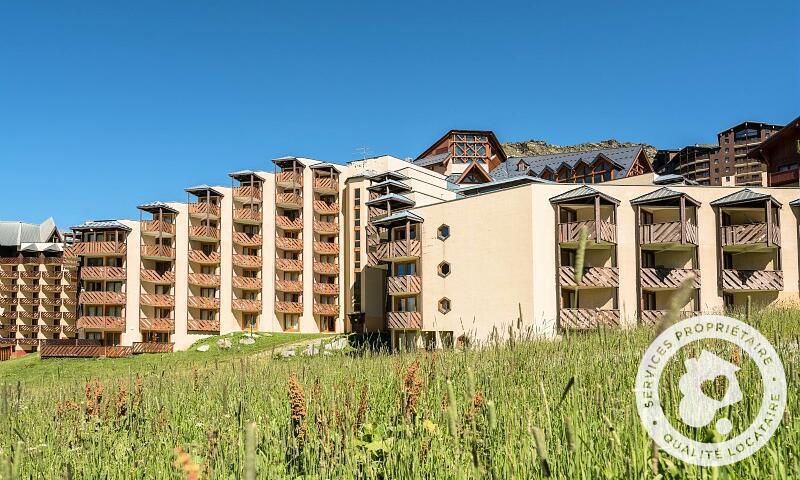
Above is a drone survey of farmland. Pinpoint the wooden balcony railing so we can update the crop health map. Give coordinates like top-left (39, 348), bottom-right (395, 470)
top-left (82, 266), bottom-right (127, 280)
top-left (387, 275), bottom-right (422, 295)
top-left (276, 193), bottom-right (303, 209)
top-left (313, 201), bottom-right (340, 215)
top-left (0, 271), bottom-right (18, 279)
top-left (276, 237), bottom-right (304, 251)
top-left (721, 269), bottom-right (783, 291)
top-left (720, 223), bottom-right (780, 247)
top-left (62, 313), bottom-right (77, 322)
top-left (16, 338), bottom-right (41, 347)
top-left (39, 297), bottom-right (60, 306)
top-left (40, 270), bottom-right (63, 279)
top-left (187, 319), bottom-right (220, 332)
top-left (232, 232), bottom-right (262, 246)
top-left (276, 216), bottom-right (303, 230)
top-left (0, 298), bottom-right (14, 307)
top-left (313, 261), bottom-right (339, 275)
top-left (66, 241), bottom-right (127, 256)
top-left (232, 299), bottom-right (261, 312)
top-left (0, 312), bottom-right (16, 320)
top-left (18, 285), bottom-right (38, 293)
top-left (558, 221), bottom-right (616, 244)
top-left (79, 291), bottom-right (126, 305)
top-left (141, 244), bottom-right (175, 259)
top-left (313, 220), bottom-right (339, 235)
top-left (187, 273), bottom-right (220, 287)
top-left (386, 311), bottom-right (422, 330)
top-left (188, 250), bottom-right (221, 264)
top-left (40, 285), bottom-right (63, 293)
top-left (313, 303), bottom-right (339, 315)
top-left (41, 344), bottom-right (133, 358)
top-left (40, 325), bottom-right (62, 334)
top-left (189, 225), bottom-right (220, 241)
top-left (232, 276), bottom-right (262, 289)
top-left (313, 282), bottom-right (339, 295)
top-left (370, 239), bottom-right (421, 260)
top-left (39, 312), bottom-right (61, 320)
top-left (133, 342), bottom-right (174, 354)
top-left (559, 308), bottom-right (621, 329)
top-left (313, 177), bottom-right (337, 192)
top-left (139, 318), bottom-right (175, 332)
top-left (234, 208), bottom-right (262, 223)
top-left (277, 279), bottom-right (304, 293)
top-left (187, 296), bottom-right (220, 309)
top-left (11, 325), bottom-right (38, 333)
top-left (640, 268), bottom-right (700, 289)
top-left (139, 294), bottom-right (175, 308)
top-left (188, 202), bottom-right (221, 217)
top-left (276, 259), bottom-right (303, 272)
top-left (769, 169), bottom-right (799, 186)
top-left (275, 301), bottom-right (303, 314)
top-left (140, 269), bottom-right (175, 284)
top-left (18, 271), bottom-right (40, 279)
top-left (640, 310), bottom-right (699, 326)
top-left (276, 171), bottom-right (302, 186)
top-left (313, 241), bottom-right (340, 255)
top-left (77, 316), bottom-right (126, 331)
top-left (639, 222), bottom-right (698, 245)
top-left (16, 298), bottom-right (39, 306)
top-left (0, 285), bottom-right (17, 293)
top-left (233, 185), bottom-right (262, 200)
top-left (141, 220), bottom-right (176, 236)
top-left (232, 254), bottom-right (261, 268)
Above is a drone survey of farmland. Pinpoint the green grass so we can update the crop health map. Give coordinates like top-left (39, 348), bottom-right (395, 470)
top-left (0, 308), bottom-right (797, 478)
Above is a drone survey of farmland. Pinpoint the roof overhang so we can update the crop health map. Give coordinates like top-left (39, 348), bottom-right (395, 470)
top-left (371, 210), bottom-right (424, 228)
top-left (228, 170), bottom-right (265, 182)
top-left (137, 202), bottom-right (179, 214)
top-left (185, 185), bottom-right (223, 197)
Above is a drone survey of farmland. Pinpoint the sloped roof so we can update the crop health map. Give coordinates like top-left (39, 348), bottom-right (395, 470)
top-left (228, 170), bottom-right (265, 181)
top-left (491, 146), bottom-right (645, 181)
top-left (137, 201), bottom-right (178, 214)
top-left (0, 218), bottom-right (60, 247)
top-left (549, 185), bottom-right (620, 205)
top-left (710, 188), bottom-right (781, 207)
top-left (458, 175), bottom-right (553, 196)
top-left (185, 185), bottom-right (223, 197)
top-left (71, 220), bottom-right (131, 231)
top-left (370, 210), bottom-right (424, 226)
top-left (630, 187), bottom-right (700, 206)
top-left (308, 162), bottom-right (343, 171)
top-left (364, 193), bottom-right (415, 208)
top-left (414, 129), bottom-right (506, 163)
top-left (366, 171), bottom-right (409, 182)
top-left (366, 179), bottom-right (411, 193)
top-left (790, 198), bottom-right (800, 207)
top-left (411, 152), bottom-right (450, 168)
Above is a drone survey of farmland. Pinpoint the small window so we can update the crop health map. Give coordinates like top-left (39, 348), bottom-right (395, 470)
top-left (437, 224), bottom-right (450, 241)
top-left (437, 261), bottom-right (451, 278)
top-left (438, 297), bottom-right (451, 314)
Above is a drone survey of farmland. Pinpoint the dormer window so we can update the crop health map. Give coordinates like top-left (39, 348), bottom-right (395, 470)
top-left (517, 160), bottom-right (528, 172)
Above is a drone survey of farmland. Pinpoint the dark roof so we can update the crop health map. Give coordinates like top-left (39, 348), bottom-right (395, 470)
top-left (228, 170), bottom-right (265, 181)
top-left (364, 193), bottom-right (415, 208)
top-left (414, 129), bottom-right (506, 163)
top-left (790, 198), bottom-right (800, 207)
top-left (749, 116), bottom-right (800, 158)
top-left (137, 201), bottom-right (178, 214)
top-left (492, 146), bottom-right (645, 181)
top-left (630, 187), bottom-right (700, 207)
top-left (412, 152), bottom-right (450, 168)
top-left (185, 185), bottom-right (223, 197)
top-left (0, 218), bottom-right (60, 247)
top-left (710, 188), bottom-right (781, 207)
top-left (458, 176), bottom-right (552, 196)
top-left (71, 220), bottom-right (131, 231)
top-left (365, 179), bottom-right (411, 193)
top-left (653, 173), bottom-right (698, 185)
top-left (308, 162), bottom-right (343, 172)
top-left (549, 186), bottom-right (620, 205)
top-left (718, 121), bottom-right (784, 135)
top-left (366, 171), bottom-right (409, 182)
top-left (370, 210), bottom-right (423, 227)
top-left (272, 156), bottom-right (307, 168)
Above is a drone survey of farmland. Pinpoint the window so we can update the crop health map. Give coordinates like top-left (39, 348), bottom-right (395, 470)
top-left (437, 261), bottom-right (451, 277)
top-left (200, 288), bottom-right (217, 298)
top-left (642, 291), bottom-right (656, 310)
top-left (284, 314), bottom-right (299, 331)
top-left (395, 262), bottom-right (417, 276)
top-left (354, 188), bottom-right (361, 203)
top-left (200, 310), bottom-right (216, 320)
top-left (438, 297), bottom-right (451, 314)
top-left (641, 251), bottom-right (655, 268)
top-left (437, 224), bottom-right (450, 241)
top-left (395, 296), bottom-right (417, 312)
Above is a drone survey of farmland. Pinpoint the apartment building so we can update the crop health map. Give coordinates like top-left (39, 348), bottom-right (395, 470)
top-left (749, 116), bottom-right (800, 187)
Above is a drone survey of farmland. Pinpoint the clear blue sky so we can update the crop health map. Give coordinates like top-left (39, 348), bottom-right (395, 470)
top-left (1, 1), bottom-right (798, 228)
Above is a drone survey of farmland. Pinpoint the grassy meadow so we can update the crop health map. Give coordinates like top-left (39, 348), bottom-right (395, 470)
top-left (0, 308), bottom-right (798, 479)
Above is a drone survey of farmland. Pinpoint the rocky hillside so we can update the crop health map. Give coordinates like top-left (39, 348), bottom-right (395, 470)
top-left (502, 139), bottom-right (656, 160)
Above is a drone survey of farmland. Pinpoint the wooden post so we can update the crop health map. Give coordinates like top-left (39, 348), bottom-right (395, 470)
top-left (765, 199), bottom-right (772, 247)
top-left (594, 195), bottom-right (601, 241)
top-left (679, 195), bottom-right (686, 244)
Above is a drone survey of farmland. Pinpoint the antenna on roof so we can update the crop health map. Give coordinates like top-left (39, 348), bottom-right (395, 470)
top-left (355, 146), bottom-right (370, 160)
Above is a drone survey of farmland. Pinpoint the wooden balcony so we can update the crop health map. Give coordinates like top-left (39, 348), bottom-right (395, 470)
top-left (640, 268), bottom-right (700, 289)
top-left (313, 261), bottom-right (339, 275)
top-left (82, 266), bottom-right (127, 281)
top-left (640, 310), bottom-right (699, 326)
top-left (18, 271), bottom-right (40, 279)
top-left (40, 325), bottom-right (62, 334)
top-left (133, 342), bottom-right (174, 354)
top-left (188, 250), bottom-right (221, 264)
top-left (0, 298), bottom-right (13, 308)
top-left (187, 296), bottom-right (220, 309)
top-left (0, 271), bottom-right (17, 279)
top-left (313, 303), bottom-right (339, 315)
top-left (67, 241), bottom-right (127, 256)
top-left (188, 202), bottom-right (221, 218)
top-left (276, 216), bottom-right (303, 231)
top-left (721, 269), bottom-right (783, 291)
top-left (187, 273), bottom-right (220, 287)
top-left (639, 222), bottom-right (698, 246)
top-left (187, 319), bottom-right (220, 332)
top-left (276, 259), bottom-right (303, 272)
top-left (276, 237), bottom-right (304, 251)
top-left (139, 294), bottom-right (175, 308)
top-left (0, 284), bottom-right (17, 293)
top-left (40, 270), bottom-right (63, 279)
top-left (79, 291), bottom-right (126, 305)
top-left (313, 241), bottom-right (339, 255)
top-left (233, 185), bottom-right (262, 201)
top-left (558, 221), bottom-right (616, 245)
top-left (276, 171), bottom-right (302, 188)
top-left (39, 297), bottom-right (60, 306)
top-left (277, 279), bottom-right (304, 293)
top-left (141, 220), bottom-right (175, 236)
top-left (276, 193), bottom-right (302, 209)
top-left (62, 313), bottom-right (77, 322)
top-left (189, 225), bottom-right (220, 241)
top-left (232, 276), bottom-right (262, 289)
top-left (234, 208), bottom-right (262, 224)
top-left (11, 324), bottom-right (38, 333)
top-left (313, 177), bottom-right (337, 193)
top-left (139, 317), bottom-right (175, 332)
top-left (313, 201), bottom-right (340, 215)
top-left (387, 275), bottom-right (422, 295)
top-left (40, 344), bottom-right (132, 358)
top-left (386, 311), bottom-right (422, 330)
top-left (18, 284), bottom-right (38, 293)
top-left (313, 282), bottom-right (339, 295)
top-left (77, 316), bottom-right (126, 331)
top-left (313, 220), bottom-right (339, 235)
top-left (720, 223), bottom-right (780, 248)
top-left (233, 232), bottom-right (262, 246)
top-left (0, 338), bottom-right (16, 346)
top-left (232, 254), bottom-right (261, 268)
top-left (140, 269), bottom-right (175, 284)
top-left (559, 308), bottom-right (621, 330)
top-left (40, 285), bottom-right (63, 293)
top-left (232, 299), bottom-right (261, 312)
top-left (141, 244), bottom-right (175, 260)
top-left (370, 239), bottom-right (421, 261)
top-left (16, 338), bottom-right (41, 347)
top-left (16, 298), bottom-right (39, 306)
top-left (39, 311), bottom-right (61, 320)
top-left (275, 301), bottom-right (303, 314)
top-left (0, 311), bottom-right (16, 320)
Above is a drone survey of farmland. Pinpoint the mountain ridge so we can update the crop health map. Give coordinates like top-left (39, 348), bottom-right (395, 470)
top-left (502, 138), bottom-right (657, 160)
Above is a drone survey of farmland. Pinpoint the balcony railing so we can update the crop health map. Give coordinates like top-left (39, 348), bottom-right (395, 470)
top-left (82, 266), bottom-right (127, 280)
top-left (721, 269), bottom-right (783, 291)
top-left (386, 311), bottom-right (422, 330)
top-left (313, 201), bottom-right (340, 215)
top-left (187, 273), bottom-right (220, 287)
top-left (187, 296), bottom-right (220, 309)
top-left (370, 239), bottom-right (421, 261)
top-left (313, 282), bottom-right (339, 295)
top-left (232, 254), bottom-right (261, 268)
top-left (66, 241), bottom-right (127, 256)
top-left (313, 241), bottom-right (340, 255)
top-left (313, 303), bottom-right (339, 315)
top-left (141, 220), bottom-right (175, 236)
top-left (187, 319), bottom-right (220, 332)
top-left (559, 308), bottom-right (621, 329)
top-left (139, 317), bottom-right (175, 332)
top-left (233, 185), bottom-right (262, 200)
top-left (559, 266), bottom-right (619, 288)
top-left (276, 171), bottom-right (302, 187)
top-left (232, 299), bottom-right (262, 312)
top-left (275, 301), bottom-right (303, 314)
top-left (188, 202), bottom-right (221, 217)
top-left (720, 223), bottom-right (780, 247)
top-left (140, 269), bottom-right (175, 284)
top-left (640, 310), bottom-right (699, 326)
top-left (234, 208), bottom-right (262, 223)
top-left (76, 316), bottom-right (126, 331)
top-left (79, 291), bottom-right (126, 305)
top-left (276, 237), bottom-right (304, 251)
top-left (276, 259), bottom-right (303, 272)
top-left (232, 232), bottom-right (262, 246)
top-left (313, 177), bottom-right (337, 192)
top-left (276, 216), bottom-right (303, 230)
top-left (558, 221), bottom-right (616, 244)
top-left (768, 169), bottom-right (799, 186)
top-left (141, 244), bottom-right (176, 259)
top-left (277, 279), bottom-right (304, 293)
top-left (640, 268), bottom-right (700, 289)
top-left (313, 220), bottom-right (339, 235)
top-left (232, 276), bottom-right (262, 289)
top-left (639, 222), bottom-right (698, 245)
top-left (189, 225), bottom-right (220, 241)
top-left (139, 294), bottom-right (175, 308)
top-left (387, 275), bottom-right (422, 295)
top-left (188, 250), bottom-right (221, 264)
top-left (0, 270), bottom-right (17, 279)
top-left (132, 342), bottom-right (174, 354)
top-left (276, 193), bottom-right (303, 209)
top-left (313, 261), bottom-right (339, 275)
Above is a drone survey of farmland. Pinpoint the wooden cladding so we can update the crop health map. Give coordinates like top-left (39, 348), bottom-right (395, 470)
top-left (140, 244), bottom-right (176, 259)
top-left (188, 202), bottom-right (221, 217)
top-left (720, 223), bottom-right (780, 247)
top-left (233, 208), bottom-right (262, 223)
top-left (639, 222), bottom-right (698, 245)
top-left (132, 342), bottom-right (174, 354)
top-left (141, 220), bottom-right (175, 236)
top-left (276, 171), bottom-right (302, 186)
top-left (232, 232), bottom-right (262, 246)
top-left (640, 268), bottom-right (700, 289)
top-left (83, 266), bottom-right (127, 280)
top-left (188, 250), bottom-right (221, 264)
top-left (187, 273), bottom-right (220, 287)
top-left (233, 185), bottom-right (262, 200)
top-left (313, 303), bottom-right (339, 315)
top-left (276, 216), bottom-right (303, 230)
top-left (232, 299), bottom-right (261, 312)
top-left (187, 319), bottom-right (220, 332)
top-left (76, 316), bottom-right (126, 331)
top-left (140, 269), bottom-right (175, 284)
top-left (313, 241), bottom-right (339, 255)
top-left (276, 237), bottom-right (303, 251)
top-left (721, 269), bottom-right (783, 291)
top-left (79, 291), bottom-right (126, 305)
top-left (559, 308), bottom-right (621, 329)
top-left (313, 221), bottom-right (338, 235)
top-left (313, 282), bottom-right (339, 295)
top-left (276, 259), bottom-right (303, 272)
top-left (232, 254), bottom-right (261, 268)
top-left (276, 193), bottom-right (303, 208)
top-left (139, 294), bottom-right (175, 308)
top-left (313, 201), bottom-right (340, 215)
top-left (559, 267), bottom-right (619, 288)
top-left (386, 311), bottom-right (422, 330)
top-left (187, 296), bottom-right (220, 309)
top-left (41, 344), bottom-right (133, 358)
top-left (370, 240), bottom-right (421, 260)
top-left (640, 310), bottom-right (699, 326)
top-left (139, 318), bottom-right (175, 332)
top-left (232, 276), bottom-right (262, 289)
top-left (313, 262), bottom-right (339, 275)
top-left (275, 301), bottom-right (303, 314)
top-left (189, 225), bottom-right (220, 240)
top-left (387, 275), bottom-right (422, 295)
top-left (66, 241), bottom-right (126, 256)
top-left (558, 221), bottom-right (616, 244)
top-left (313, 177), bottom-right (337, 192)
top-left (276, 279), bottom-right (304, 293)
